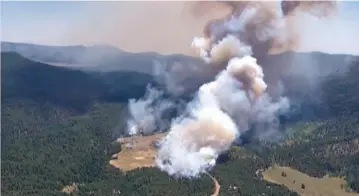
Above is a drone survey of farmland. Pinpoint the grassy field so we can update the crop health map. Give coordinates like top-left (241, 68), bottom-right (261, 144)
top-left (109, 133), bottom-right (168, 171)
top-left (262, 165), bottom-right (359, 196)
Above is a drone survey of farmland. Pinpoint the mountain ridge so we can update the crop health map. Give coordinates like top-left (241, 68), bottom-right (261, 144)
top-left (3, 41), bottom-right (358, 99)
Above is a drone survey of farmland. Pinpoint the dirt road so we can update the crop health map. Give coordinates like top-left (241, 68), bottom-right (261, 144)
top-left (205, 172), bottom-right (220, 196)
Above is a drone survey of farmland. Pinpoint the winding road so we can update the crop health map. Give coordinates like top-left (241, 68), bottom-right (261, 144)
top-left (205, 172), bottom-right (220, 196)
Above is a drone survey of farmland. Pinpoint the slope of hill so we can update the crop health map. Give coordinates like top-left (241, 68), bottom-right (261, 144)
top-left (1, 42), bottom-right (212, 97)
top-left (2, 52), bottom-right (104, 111)
top-left (1, 52), bottom-right (157, 110)
top-left (260, 51), bottom-right (359, 122)
top-left (6, 42), bottom-right (358, 99)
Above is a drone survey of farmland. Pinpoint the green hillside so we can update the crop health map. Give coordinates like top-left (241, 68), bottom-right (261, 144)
top-left (1, 52), bottom-right (156, 110)
top-left (1, 51), bottom-right (359, 195)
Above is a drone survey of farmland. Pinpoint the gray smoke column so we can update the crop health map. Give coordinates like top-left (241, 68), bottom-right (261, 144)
top-left (155, 55), bottom-right (289, 177)
top-left (154, 1), bottom-right (335, 178)
top-left (126, 86), bottom-right (176, 136)
top-left (195, 1), bottom-right (338, 61)
top-left (58, 1), bottom-right (358, 55)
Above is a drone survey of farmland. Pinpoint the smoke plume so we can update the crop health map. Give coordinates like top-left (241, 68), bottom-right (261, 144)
top-left (126, 86), bottom-right (178, 136)
top-left (151, 1), bottom-right (336, 178)
top-left (121, 0), bottom-right (347, 178)
top-left (65, 1), bottom-right (351, 55)
top-left (155, 56), bottom-right (289, 176)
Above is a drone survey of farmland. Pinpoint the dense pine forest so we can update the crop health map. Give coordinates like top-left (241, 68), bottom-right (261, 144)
top-left (1, 51), bottom-right (359, 195)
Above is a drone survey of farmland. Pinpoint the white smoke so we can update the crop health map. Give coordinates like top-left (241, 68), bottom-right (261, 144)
top-left (155, 53), bottom-right (289, 177)
top-left (126, 86), bottom-right (175, 136)
top-left (192, 35), bottom-right (253, 64)
top-left (121, 1), bottom-right (338, 178)
top-left (154, 3), bottom-right (295, 178)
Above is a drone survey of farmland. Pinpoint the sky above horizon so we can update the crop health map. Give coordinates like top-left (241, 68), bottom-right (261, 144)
top-left (1, 1), bottom-right (92, 45)
top-left (1, 1), bottom-right (359, 55)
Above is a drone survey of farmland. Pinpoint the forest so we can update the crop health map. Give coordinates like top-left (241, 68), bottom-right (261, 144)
top-left (1, 51), bottom-right (359, 195)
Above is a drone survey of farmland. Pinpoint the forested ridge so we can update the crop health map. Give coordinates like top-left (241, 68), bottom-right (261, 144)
top-left (1, 52), bottom-right (359, 195)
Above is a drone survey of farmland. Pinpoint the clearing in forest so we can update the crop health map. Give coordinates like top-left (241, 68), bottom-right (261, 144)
top-left (262, 165), bottom-right (358, 196)
top-left (109, 132), bottom-right (167, 171)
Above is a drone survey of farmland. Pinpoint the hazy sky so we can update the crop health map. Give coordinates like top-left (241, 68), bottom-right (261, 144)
top-left (1, 1), bottom-right (359, 55)
top-left (1, 1), bottom-right (90, 45)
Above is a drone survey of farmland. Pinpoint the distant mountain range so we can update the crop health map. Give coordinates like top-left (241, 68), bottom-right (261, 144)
top-left (1, 41), bottom-right (204, 73)
top-left (1, 41), bottom-right (214, 96)
top-left (1, 41), bottom-right (124, 67)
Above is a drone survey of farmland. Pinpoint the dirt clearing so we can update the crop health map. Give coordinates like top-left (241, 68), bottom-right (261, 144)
top-left (263, 165), bottom-right (358, 196)
top-left (109, 133), bottom-right (167, 171)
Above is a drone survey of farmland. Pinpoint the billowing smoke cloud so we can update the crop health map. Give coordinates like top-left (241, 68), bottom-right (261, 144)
top-left (120, 0), bottom-right (357, 178)
top-left (126, 85), bottom-right (179, 136)
top-left (61, 1), bottom-right (358, 55)
top-left (152, 1), bottom-right (336, 178)
top-left (155, 56), bottom-right (289, 177)
top-left (194, 1), bottom-right (339, 60)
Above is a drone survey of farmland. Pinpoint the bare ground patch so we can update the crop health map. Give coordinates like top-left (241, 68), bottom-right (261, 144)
top-left (262, 165), bottom-right (358, 196)
top-left (109, 133), bottom-right (167, 171)
top-left (61, 183), bottom-right (78, 194)
top-left (109, 132), bottom-right (222, 196)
